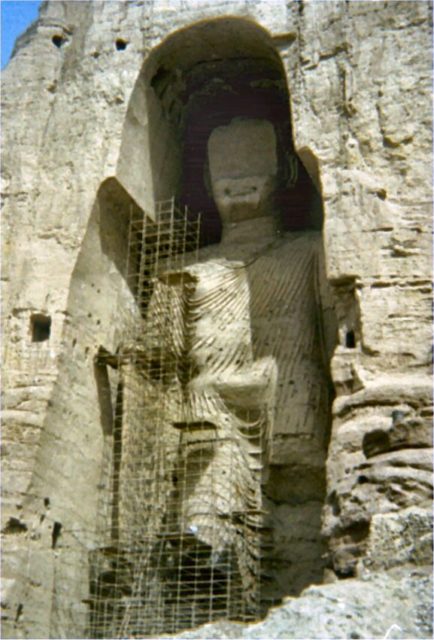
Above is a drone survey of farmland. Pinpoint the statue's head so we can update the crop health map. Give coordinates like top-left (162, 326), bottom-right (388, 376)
top-left (207, 118), bottom-right (278, 224)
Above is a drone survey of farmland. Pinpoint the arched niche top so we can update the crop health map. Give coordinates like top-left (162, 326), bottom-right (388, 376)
top-left (142, 17), bottom-right (283, 80)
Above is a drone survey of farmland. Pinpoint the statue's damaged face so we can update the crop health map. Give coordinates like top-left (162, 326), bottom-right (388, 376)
top-left (207, 118), bottom-right (278, 223)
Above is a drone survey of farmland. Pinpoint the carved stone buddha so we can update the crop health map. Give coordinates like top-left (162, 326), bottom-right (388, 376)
top-left (117, 117), bottom-right (336, 625)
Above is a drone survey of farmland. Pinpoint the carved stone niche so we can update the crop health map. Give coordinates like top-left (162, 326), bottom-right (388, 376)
top-left (113, 18), bottom-right (336, 617)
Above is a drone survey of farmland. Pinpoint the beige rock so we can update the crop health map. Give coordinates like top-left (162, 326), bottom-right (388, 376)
top-left (1, 1), bottom-right (432, 638)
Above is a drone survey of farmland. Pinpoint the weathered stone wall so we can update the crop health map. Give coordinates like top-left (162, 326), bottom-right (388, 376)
top-left (1, 1), bottom-right (432, 638)
top-left (297, 2), bottom-right (433, 577)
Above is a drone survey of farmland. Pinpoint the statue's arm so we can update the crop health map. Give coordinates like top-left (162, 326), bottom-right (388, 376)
top-left (213, 357), bottom-right (277, 410)
top-left (137, 275), bottom-right (185, 365)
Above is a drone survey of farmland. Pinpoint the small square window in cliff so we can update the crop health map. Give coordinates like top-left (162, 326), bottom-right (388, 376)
top-left (115, 39), bottom-right (128, 51)
top-left (345, 330), bottom-right (356, 349)
top-left (31, 314), bottom-right (51, 342)
top-left (52, 35), bottom-right (65, 48)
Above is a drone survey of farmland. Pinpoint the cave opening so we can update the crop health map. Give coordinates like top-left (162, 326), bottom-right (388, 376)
top-left (30, 313), bottom-right (51, 342)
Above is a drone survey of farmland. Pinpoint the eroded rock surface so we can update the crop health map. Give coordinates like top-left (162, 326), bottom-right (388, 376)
top-left (1, 1), bottom-right (432, 638)
top-left (170, 567), bottom-right (433, 640)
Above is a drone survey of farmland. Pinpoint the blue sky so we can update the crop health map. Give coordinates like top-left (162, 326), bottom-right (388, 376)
top-left (1, 0), bottom-right (41, 69)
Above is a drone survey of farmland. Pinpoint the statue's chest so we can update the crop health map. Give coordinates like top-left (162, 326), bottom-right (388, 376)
top-left (185, 262), bottom-right (253, 361)
top-left (247, 248), bottom-right (317, 324)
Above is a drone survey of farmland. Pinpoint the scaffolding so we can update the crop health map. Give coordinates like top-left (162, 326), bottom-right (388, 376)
top-left (90, 199), bottom-right (267, 638)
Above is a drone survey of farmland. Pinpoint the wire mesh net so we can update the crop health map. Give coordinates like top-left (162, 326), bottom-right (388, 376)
top-left (89, 199), bottom-right (267, 638)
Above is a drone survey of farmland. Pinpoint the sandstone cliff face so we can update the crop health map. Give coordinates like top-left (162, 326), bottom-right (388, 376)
top-left (1, 1), bottom-right (432, 638)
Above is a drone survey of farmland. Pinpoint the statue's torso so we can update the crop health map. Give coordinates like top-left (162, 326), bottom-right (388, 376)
top-left (192, 232), bottom-right (332, 455)
top-left (248, 233), bottom-right (331, 450)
